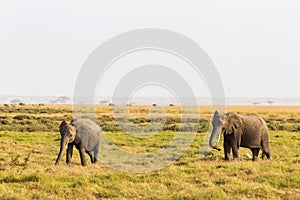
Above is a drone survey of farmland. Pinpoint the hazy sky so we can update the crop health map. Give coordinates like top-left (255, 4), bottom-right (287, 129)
top-left (1, 0), bottom-right (299, 98)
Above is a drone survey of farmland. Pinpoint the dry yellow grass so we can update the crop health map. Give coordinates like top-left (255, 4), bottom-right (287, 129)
top-left (0, 104), bottom-right (299, 199)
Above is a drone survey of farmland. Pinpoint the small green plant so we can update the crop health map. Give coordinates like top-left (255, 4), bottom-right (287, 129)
top-left (10, 155), bottom-right (20, 166)
top-left (9, 151), bottom-right (32, 167)
top-left (23, 151), bottom-right (33, 167)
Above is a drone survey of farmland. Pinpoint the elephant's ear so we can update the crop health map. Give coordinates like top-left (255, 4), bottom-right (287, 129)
top-left (224, 113), bottom-right (241, 134)
top-left (75, 120), bottom-right (100, 151)
top-left (70, 118), bottom-right (77, 126)
top-left (59, 120), bottom-right (67, 136)
top-left (214, 110), bottom-right (219, 116)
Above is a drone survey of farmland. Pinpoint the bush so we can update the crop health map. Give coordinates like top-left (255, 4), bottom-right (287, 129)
top-left (287, 124), bottom-right (300, 132)
top-left (267, 122), bottom-right (283, 131)
top-left (287, 118), bottom-right (300, 123)
top-left (179, 124), bottom-right (198, 132)
top-left (198, 119), bottom-right (209, 132)
top-left (163, 124), bottom-right (179, 132)
top-left (0, 119), bottom-right (9, 125)
top-left (101, 123), bottom-right (121, 132)
top-left (13, 115), bottom-right (31, 120)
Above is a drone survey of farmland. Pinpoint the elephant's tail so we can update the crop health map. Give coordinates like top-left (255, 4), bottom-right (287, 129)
top-left (261, 130), bottom-right (271, 159)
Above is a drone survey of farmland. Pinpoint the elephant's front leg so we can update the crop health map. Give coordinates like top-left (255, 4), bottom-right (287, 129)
top-left (66, 143), bottom-right (73, 165)
top-left (231, 139), bottom-right (240, 160)
top-left (77, 144), bottom-right (87, 166)
top-left (251, 148), bottom-right (260, 162)
top-left (224, 136), bottom-right (231, 160)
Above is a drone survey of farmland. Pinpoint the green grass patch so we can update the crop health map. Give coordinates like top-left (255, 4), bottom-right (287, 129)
top-left (0, 105), bottom-right (299, 199)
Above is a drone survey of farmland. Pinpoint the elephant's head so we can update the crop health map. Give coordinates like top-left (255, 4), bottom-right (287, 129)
top-left (55, 120), bottom-right (76, 165)
top-left (209, 111), bottom-right (242, 151)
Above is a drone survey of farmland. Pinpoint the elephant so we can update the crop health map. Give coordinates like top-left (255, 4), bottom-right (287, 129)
top-left (209, 111), bottom-right (271, 161)
top-left (55, 118), bottom-right (100, 166)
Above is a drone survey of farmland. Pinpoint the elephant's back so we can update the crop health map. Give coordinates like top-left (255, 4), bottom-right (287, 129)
top-left (241, 114), bottom-right (266, 127)
top-left (72, 118), bottom-right (101, 132)
top-left (240, 115), bottom-right (268, 148)
top-left (71, 118), bottom-right (101, 151)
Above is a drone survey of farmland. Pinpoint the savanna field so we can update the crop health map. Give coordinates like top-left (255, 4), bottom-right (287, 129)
top-left (0, 104), bottom-right (299, 199)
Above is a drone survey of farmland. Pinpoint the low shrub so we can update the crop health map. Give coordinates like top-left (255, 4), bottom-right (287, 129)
top-left (0, 119), bottom-right (9, 125)
top-left (13, 115), bottom-right (32, 120)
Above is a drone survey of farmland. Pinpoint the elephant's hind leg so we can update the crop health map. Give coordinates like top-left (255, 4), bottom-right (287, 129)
top-left (261, 151), bottom-right (271, 160)
top-left (86, 151), bottom-right (95, 163)
top-left (251, 148), bottom-right (260, 162)
top-left (261, 133), bottom-right (271, 159)
top-left (93, 144), bottom-right (100, 163)
top-left (261, 145), bottom-right (271, 160)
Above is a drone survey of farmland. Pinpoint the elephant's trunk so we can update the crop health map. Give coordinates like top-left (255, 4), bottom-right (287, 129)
top-left (55, 137), bottom-right (67, 165)
top-left (209, 127), bottom-right (222, 151)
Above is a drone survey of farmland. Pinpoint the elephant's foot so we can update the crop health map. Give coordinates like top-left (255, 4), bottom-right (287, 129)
top-left (80, 160), bottom-right (87, 166)
top-left (252, 156), bottom-right (258, 162)
top-left (232, 157), bottom-right (240, 162)
top-left (262, 152), bottom-right (271, 160)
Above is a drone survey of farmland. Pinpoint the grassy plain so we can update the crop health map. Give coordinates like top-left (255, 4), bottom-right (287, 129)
top-left (0, 105), bottom-right (299, 199)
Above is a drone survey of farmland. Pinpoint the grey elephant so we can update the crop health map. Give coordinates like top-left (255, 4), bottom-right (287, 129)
top-left (55, 118), bottom-right (100, 166)
top-left (209, 111), bottom-right (271, 161)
